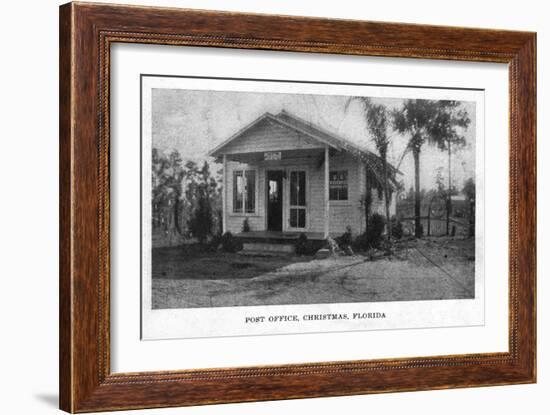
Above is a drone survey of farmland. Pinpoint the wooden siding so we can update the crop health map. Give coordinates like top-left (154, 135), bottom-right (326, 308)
top-left (220, 118), bottom-right (324, 155)
top-left (308, 152), bottom-right (362, 235)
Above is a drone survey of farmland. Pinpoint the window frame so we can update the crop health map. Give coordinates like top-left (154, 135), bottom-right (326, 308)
top-left (288, 169), bottom-right (308, 230)
top-left (231, 168), bottom-right (258, 216)
top-left (329, 170), bottom-right (349, 201)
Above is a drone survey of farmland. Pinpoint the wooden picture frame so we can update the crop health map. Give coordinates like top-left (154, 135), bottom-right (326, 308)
top-left (59, 2), bottom-right (536, 412)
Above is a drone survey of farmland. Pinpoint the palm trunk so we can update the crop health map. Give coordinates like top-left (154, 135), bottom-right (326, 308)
top-left (382, 156), bottom-right (391, 242)
top-left (364, 169), bottom-right (372, 232)
top-left (446, 142), bottom-right (451, 236)
top-left (413, 147), bottom-right (422, 238)
top-left (427, 197), bottom-right (433, 236)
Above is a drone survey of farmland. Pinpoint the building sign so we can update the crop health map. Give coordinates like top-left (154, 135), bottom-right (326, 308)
top-left (264, 151), bottom-right (282, 161)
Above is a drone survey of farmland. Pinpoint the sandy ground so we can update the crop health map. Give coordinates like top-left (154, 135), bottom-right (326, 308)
top-left (152, 238), bottom-right (475, 309)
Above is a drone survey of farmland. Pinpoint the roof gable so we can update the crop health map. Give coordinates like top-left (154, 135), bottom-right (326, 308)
top-left (208, 110), bottom-right (401, 188)
top-left (209, 114), bottom-right (327, 157)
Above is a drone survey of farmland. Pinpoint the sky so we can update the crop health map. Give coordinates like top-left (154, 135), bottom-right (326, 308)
top-left (151, 88), bottom-right (477, 192)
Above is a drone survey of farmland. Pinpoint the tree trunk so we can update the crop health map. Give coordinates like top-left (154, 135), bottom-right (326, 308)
top-left (427, 197), bottom-right (433, 236)
top-left (382, 157), bottom-right (391, 242)
top-left (413, 147), bottom-right (422, 237)
top-left (364, 169), bottom-right (371, 232)
top-left (469, 199), bottom-right (475, 237)
top-left (174, 197), bottom-right (181, 234)
top-left (446, 142), bottom-right (451, 236)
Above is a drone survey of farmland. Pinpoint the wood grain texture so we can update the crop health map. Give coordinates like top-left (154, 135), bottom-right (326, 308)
top-left (59, 3), bottom-right (73, 411)
top-left (59, 2), bottom-right (537, 412)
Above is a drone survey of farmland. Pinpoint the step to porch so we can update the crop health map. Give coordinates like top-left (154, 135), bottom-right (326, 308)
top-left (241, 242), bottom-right (296, 255)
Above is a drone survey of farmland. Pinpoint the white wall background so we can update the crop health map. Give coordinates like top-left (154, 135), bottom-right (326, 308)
top-left (0, 0), bottom-right (546, 414)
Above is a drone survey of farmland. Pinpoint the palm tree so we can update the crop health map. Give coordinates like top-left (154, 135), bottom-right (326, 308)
top-left (354, 98), bottom-right (393, 242)
top-left (393, 99), bottom-right (470, 237)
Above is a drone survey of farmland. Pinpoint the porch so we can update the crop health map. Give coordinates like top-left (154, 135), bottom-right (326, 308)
top-left (234, 230), bottom-right (332, 256)
top-left (235, 230), bottom-right (331, 242)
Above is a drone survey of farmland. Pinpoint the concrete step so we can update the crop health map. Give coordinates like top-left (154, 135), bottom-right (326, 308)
top-left (241, 242), bottom-right (296, 254)
top-left (238, 250), bottom-right (292, 258)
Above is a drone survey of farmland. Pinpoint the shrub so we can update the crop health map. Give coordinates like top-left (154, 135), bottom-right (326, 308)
top-left (187, 192), bottom-right (213, 244)
top-left (390, 218), bottom-right (404, 239)
top-left (242, 218), bottom-right (251, 233)
top-left (220, 232), bottom-right (242, 253)
top-left (367, 213), bottom-right (386, 248)
top-left (295, 233), bottom-right (309, 255)
top-left (352, 232), bottom-right (370, 252)
top-left (352, 214), bottom-right (386, 251)
top-left (295, 233), bottom-right (321, 255)
top-left (207, 233), bottom-right (222, 252)
top-left (337, 226), bottom-right (353, 248)
top-left (417, 222), bottom-right (424, 237)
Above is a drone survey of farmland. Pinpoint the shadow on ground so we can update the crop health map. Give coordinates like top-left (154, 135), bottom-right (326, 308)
top-left (152, 245), bottom-right (314, 281)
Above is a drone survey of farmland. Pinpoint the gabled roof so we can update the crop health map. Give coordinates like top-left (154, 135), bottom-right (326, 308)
top-left (209, 110), bottom-right (401, 188)
top-left (275, 111), bottom-right (401, 183)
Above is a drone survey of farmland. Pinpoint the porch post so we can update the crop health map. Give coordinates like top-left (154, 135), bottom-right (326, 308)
top-left (222, 154), bottom-right (227, 234)
top-left (324, 146), bottom-right (330, 239)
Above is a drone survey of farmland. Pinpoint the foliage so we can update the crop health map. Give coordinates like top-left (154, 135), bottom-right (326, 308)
top-left (295, 233), bottom-right (309, 255)
top-left (390, 218), bottom-right (404, 239)
top-left (463, 177), bottom-right (476, 201)
top-left (360, 191), bottom-right (373, 231)
top-left (463, 177), bottom-right (476, 237)
top-left (242, 218), bottom-right (251, 233)
top-left (434, 167), bottom-right (457, 218)
top-left (352, 214), bottom-right (386, 251)
top-left (392, 99), bottom-right (471, 237)
top-left (367, 213), bottom-right (386, 248)
top-left (351, 232), bottom-right (370, 252)
top-left (207, 233), bottom-right (222, 252)
top-left (357, 98), bottom-right (391, 158)
top-left (220, 232), bottom-right (243, 253)
top-left (392, 100), bottom-right (470, 152)
top-left (187, 185), bottom-right (213, 244)
top-left (295, 233), bottom-right (320, 255)
top-left (352, 97), bottom-right (394, 242)
top-left (152, 148), bottom-right (185, 233)
top-left (434, 167), bottom-right (447, 197)
top-left (336, 226), bottom-right (353, 248)
top-left (152, 147), bottom-right (223, 243)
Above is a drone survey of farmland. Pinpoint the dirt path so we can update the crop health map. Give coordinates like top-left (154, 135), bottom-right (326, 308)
top-left (152, 238), bottom-right (475, 309)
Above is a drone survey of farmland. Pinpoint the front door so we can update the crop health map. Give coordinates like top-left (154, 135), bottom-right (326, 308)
top-left (267, 171), bottom-right (284, 231)
top-left (289, 170), bottom-right (307, 229)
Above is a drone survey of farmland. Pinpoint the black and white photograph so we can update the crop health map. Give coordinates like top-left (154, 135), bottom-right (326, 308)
top-left (141, 75), bottom-right (483, 339)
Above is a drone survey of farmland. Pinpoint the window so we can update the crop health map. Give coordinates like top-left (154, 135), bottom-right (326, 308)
top-left (329, 170), bottom-right (348, 201)
top-left (233, 170), bottom-right (256, 214)
top-left (290, 208), bottom-right (306, 229)
top-left (290, 171), bottom-right (306, 207)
